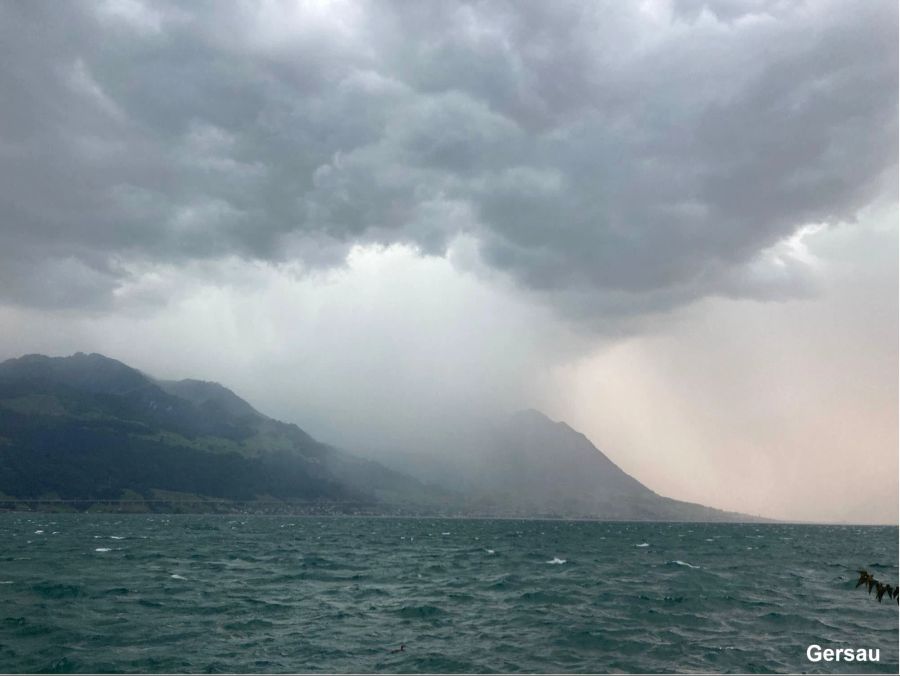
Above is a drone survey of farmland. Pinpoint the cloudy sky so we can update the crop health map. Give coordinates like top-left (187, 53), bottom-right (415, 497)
top-left (0, 0), bottom-right (896, 523)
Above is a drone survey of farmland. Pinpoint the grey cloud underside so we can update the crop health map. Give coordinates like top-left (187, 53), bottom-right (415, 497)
top-left (0, 0), bottom-right (895, 318)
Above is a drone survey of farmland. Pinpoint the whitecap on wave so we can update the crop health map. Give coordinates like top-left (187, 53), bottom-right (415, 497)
top-left (635, 543), bottom-right (649, 548)
top-left (170, 574), bottom-right (187, 580)
top-left (546, 557), bottom-right (566, 565)
top-left (485, 549), bottom-right (495, 555)
top-left (667, 560), bottom-right (700, 569)
top-left (110, 536), bottom-right (125, 540)
top-left (94, 547), bottom-right (111, 552)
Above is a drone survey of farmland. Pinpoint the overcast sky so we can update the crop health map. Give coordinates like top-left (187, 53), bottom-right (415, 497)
top-left (0, 0), bottom-right (896, 523)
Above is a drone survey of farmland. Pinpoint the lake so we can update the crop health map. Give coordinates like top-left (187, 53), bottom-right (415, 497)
top-left (0, 514), bottom-right (896, 673)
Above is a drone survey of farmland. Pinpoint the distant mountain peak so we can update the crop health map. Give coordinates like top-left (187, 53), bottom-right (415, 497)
top-left (157, 378), bottom-right (261, 419)
top-left (509, 408), bottom-right (587, 441)
top-left (492, 408), bottom-right (652, 498)
top-left (0, 352), bottom-right (149, 395)
top-left (511, 408), bottom-right (552, 422)
top-left (512, 408), bottom-right (556, 422)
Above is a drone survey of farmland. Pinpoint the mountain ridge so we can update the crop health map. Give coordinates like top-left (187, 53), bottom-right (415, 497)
top-left (0, 352), bottom-right (768, 521)
top-left (0, 352), bottom-right (444, 512)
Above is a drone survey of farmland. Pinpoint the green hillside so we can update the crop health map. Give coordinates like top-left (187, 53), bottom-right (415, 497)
top-left (0, 353), bottom-right (442, 512)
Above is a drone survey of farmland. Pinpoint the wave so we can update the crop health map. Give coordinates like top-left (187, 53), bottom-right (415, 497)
top-left (666, 560), bottom-right (700, 569)
top-left (300, 555), bottom-right (337, 568)
top-left (519, 590), bottom-right (575, 604)
top-left (486, 574), bottom-right (521, 589)
top-left (396, 604), bottom-right (445, 618)
top-left (31, 581), bottom-right (82, 599)
top-left (405, 655), bottom-right (483, 673)
top-left (2, 514), bottom-right (897, 674)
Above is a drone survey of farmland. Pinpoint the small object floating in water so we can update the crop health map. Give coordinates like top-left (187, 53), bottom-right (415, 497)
top-left (485, 549), bottom-right (495, 554)
top-left (441, 532), bottom-right (451, 536)
top-left (94, 548), bottom-right (111, 552)
top-left (546, 557), bottom-right (566, 565)
top-left (635, 543), bottom-right (649, 548)
top-left (34, 530), bottom-right (44, 534)
top-left (170, 574), bottom-right (187, 581)
top-left (389, 644), bottom-right (405, 654)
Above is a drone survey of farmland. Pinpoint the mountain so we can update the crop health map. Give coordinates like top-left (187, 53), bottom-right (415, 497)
top-left (156, 378), bottom-right (262, 419)
top-left (475, 409), bottom-right (758, 520)
top-left (0, 353), bottom-right (443, 512)
top-left (357, 409), bottom-right (764, 521)
top-left (0, 352), bottom-right (763, 521)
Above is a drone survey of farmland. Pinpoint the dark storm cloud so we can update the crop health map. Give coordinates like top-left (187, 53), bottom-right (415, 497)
top-left (0, 0), bottom-right (895, 317)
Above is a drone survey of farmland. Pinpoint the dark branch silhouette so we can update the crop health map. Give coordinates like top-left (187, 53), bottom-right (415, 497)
top-left (856, 570), bottom-right (898, 604)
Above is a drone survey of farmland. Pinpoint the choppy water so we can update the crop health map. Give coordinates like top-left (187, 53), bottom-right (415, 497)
top-left (0, 515), bottom-right (896, 674)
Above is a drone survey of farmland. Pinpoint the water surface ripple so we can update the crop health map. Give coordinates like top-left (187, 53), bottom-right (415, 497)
top-left (0, 515), bottom-right (896, 673)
